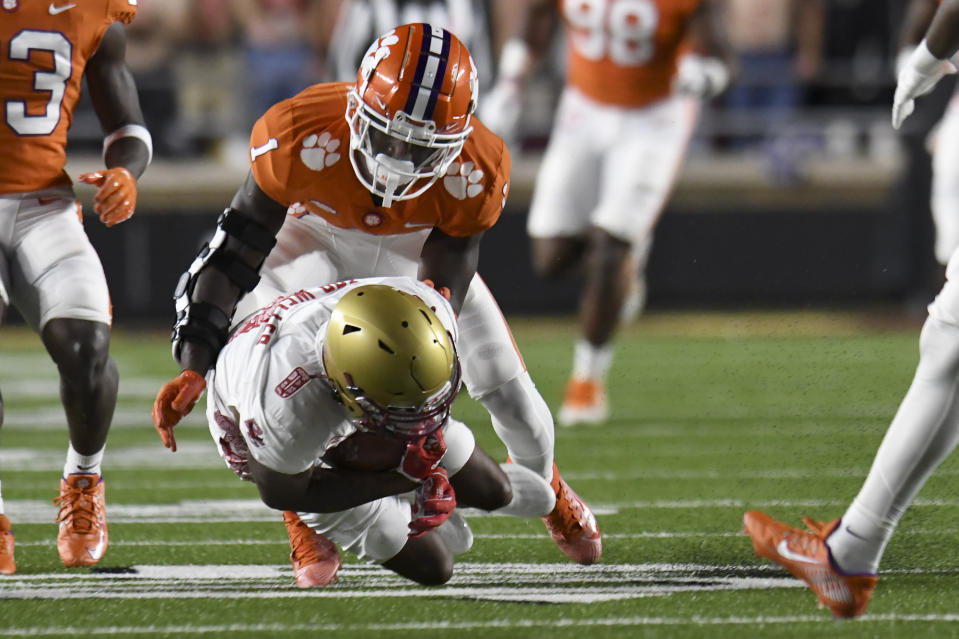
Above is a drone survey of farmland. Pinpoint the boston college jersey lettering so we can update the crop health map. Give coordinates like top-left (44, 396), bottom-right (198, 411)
top-left (249, 82), bottom-right (510, 238)
top-left (560, 0), bottom-right (703, 107)
top-left (0, 0), bottom-right (136, 194)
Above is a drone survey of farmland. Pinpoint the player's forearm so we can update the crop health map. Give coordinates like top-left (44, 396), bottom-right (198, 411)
top-left (926, 0), bottom-right (959, 59)
top-left (418, 231), bottom-right (482, 315)
top-left (901, 0), bottom-right (940, 48)
top-left (103, 135), bottom-right (150, 179)
top-left (258, 467), bottom-right (418, 513)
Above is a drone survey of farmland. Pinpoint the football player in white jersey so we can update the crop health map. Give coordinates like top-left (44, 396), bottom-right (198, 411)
top-left (195, 277), bottom-right (555, 584)
top-left (743, 0), bottom-right (959, 619)
top-left (153, 24), bottom-right (602, 584)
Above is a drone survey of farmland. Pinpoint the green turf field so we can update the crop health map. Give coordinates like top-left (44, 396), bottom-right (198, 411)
top-left (3, 311), bottom-right (958, 638)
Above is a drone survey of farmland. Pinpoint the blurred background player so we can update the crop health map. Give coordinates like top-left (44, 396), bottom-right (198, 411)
top-left (743, 0), bottom-right (959, 619)
top-left (203, 278), bottom-right (556, 585)
top-left (152, 23), bottom-right (601, 584)
top-left (0, 0), bottom-right (151, 574)
top-left (481, 0), bottom-right (736, 426)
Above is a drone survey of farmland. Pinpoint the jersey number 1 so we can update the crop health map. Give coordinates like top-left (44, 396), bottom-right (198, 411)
top-left (3, 30), bottom-right (72, 136)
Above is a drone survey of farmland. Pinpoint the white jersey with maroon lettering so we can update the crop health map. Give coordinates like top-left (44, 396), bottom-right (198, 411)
top-left (206, 275), bottom-right (473, 563)
top-left (207, 276), bottom-right (458, 476)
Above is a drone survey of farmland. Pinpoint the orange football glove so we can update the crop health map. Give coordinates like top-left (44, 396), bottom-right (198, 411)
top-left (152, 370), bottom-right (206, 452)
top-left (77, 167), bottom-right (137, 227)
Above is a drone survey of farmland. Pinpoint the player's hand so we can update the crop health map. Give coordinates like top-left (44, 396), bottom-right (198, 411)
top-left (152, 370), bottom-right (206, 452)
top-left (893, 40), bottom-right (957, 130)
top-left (397, 429), bottom-right (447, 482)
top-left (479, 80), bottom-right (523, 146)
top-left (421, 279), bottom-right (451, 301)
top-left (673, 54), bottom-right (730, 100)
top-left (77, 167), bottom-right (137, 227)
top-left (409, 467), bottom-right (456, 538)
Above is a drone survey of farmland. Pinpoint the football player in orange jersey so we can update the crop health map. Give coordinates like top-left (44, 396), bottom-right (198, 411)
top-left (152, 23), bottom-right (601, 585)
top-left (482, 0), bottom-right (735, 426)
top-left (0, 0), bottom-right (151, 575)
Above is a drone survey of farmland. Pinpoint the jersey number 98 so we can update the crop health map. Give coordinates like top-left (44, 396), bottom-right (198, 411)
top-left (564, 0), bottom-right (659, 66)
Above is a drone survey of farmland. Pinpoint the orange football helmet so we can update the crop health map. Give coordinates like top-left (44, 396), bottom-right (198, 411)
top-left (346, 23), bottom-right (478, 206)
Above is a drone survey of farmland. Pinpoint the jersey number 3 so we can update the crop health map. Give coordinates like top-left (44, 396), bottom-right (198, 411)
top-left (564, 0), bottom-right (659, 66)
top-left (3, 30), bottom-right (72, 136)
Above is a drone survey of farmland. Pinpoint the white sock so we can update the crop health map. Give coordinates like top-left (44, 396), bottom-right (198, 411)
top-left (478, 372), bottom-right (555, 479)
top-left (572, 340), bottom-right (613, 381)
top-left (828, 317), bottom-right (959, 574)
top-left (493, 463), bottom-right (556, 517)
top-left (64, 443), bottom-right (105, 477)
top-left (0, 479), bottom-right (4, 514)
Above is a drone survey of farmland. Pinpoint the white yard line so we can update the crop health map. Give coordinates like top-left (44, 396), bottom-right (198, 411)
top-left (7, 496), bottom-right (959, 524)
top-left (0, 562), bottom-right (808, 604)
top-left (7, 614), bottom-right (959, 636)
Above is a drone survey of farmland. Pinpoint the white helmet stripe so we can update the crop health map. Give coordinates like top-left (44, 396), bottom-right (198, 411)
top-left (404, 24), bottom-right (451, 121)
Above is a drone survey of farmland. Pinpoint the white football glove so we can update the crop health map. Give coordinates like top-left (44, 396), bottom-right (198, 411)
top-left (673, 54), bottom-right (730, 100)
top-left (892, 39), bottom-right (957, 130)
top-left (479, 80), bottom-right (523, 145)
top-left (479, 39), bottom-right (532, 146)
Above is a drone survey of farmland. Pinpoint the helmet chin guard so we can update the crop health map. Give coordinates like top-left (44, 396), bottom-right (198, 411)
top-left (345, 23), bottom-right (477, 205)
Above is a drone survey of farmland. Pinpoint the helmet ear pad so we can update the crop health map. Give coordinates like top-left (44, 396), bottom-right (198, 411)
top-left (321, 285), bottom-right (460, 438)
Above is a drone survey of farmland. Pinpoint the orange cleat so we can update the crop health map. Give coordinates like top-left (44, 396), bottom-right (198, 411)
top-left (0, 514), bottom-right (15, 574)
top-left (55, 474), bottom-right (108, 567)
top-left (557, 377), bottom-right (608, 426)
top-left (743, 510), bottom-right (878, 618)
top-left (542, 463), bottom-right (602, 564)
top-left (283, 511), bottom-right (341, 587)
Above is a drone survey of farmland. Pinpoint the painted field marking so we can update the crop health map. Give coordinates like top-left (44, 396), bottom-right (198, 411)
top-left (9, 496), bottom-right (959, 525)
top-left (0, 562), bottom-right (806, 603)
top-left (9, 613), bottom-right (959, 637)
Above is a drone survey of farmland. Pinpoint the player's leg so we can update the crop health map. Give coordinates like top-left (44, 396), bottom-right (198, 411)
top-left (11, 193), bottom-right (114, 567)
top-left (442, 418), bottom-right (554, 517)
top-left (743, 247), bottom-right (959, 617)
top-left (828, 289), bottom-right (959, 574)
top-left (527, 88), bottom-right (602, 281)
top-left (457, 275), bottom-right (602, 564)
top-left (41, 318), bottom-right (117, 461)
top-left (0, 287), bottom-right (13, 575)
top-left (561, 95), bottom-right (699, 426)
top-left (555, 227), bottom-right (630, 426)
top-left (619, 236), bottom-right (653, 324)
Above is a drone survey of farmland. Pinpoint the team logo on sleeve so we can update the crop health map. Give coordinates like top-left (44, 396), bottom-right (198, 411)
top-left (299, 131), bottom-right (341, 171)
top-left (443, 161), bottom-right (484, 200)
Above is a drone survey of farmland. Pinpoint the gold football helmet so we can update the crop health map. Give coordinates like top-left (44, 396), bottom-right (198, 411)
top-left (321, 284), bottom-right (460, 438)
